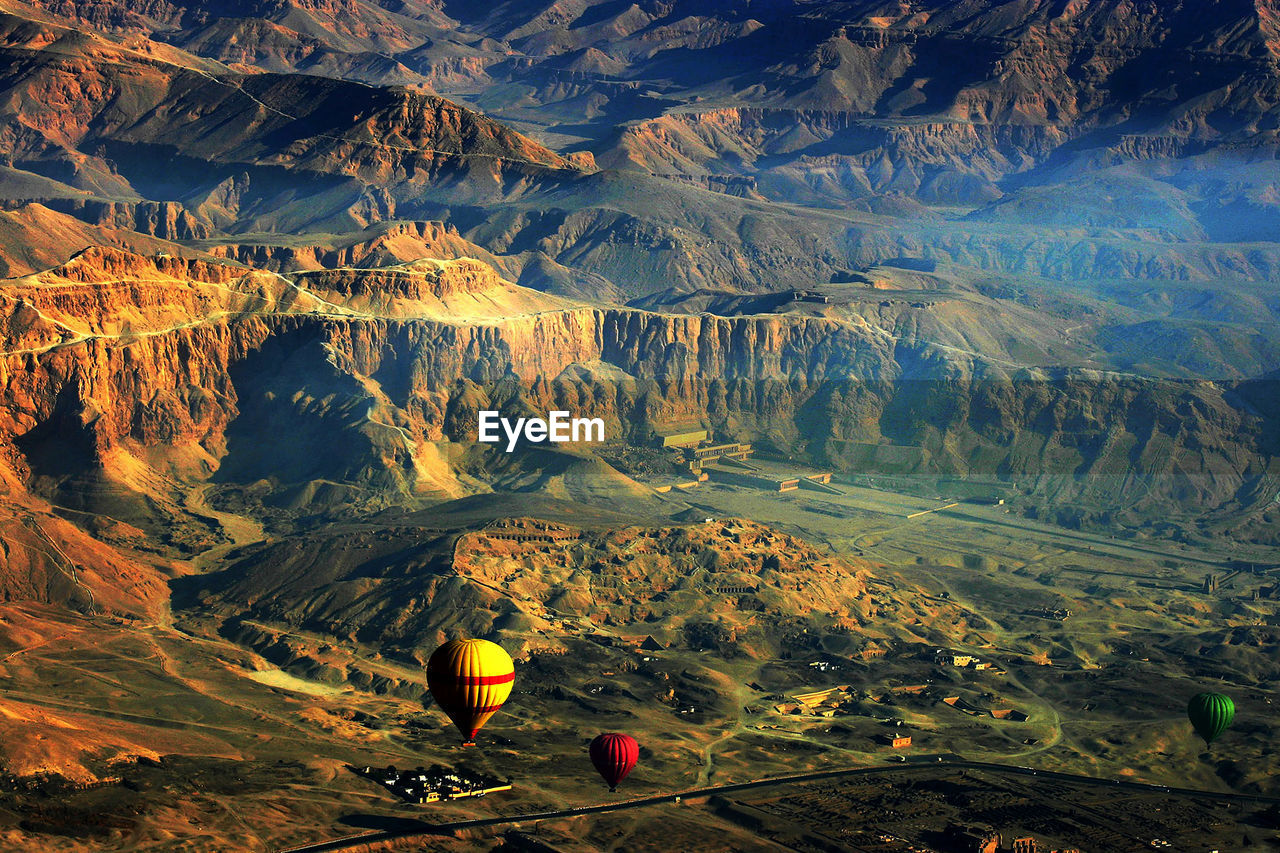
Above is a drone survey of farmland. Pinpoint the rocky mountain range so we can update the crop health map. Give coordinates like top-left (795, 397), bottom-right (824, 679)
top-left (0, 1), bottom-right (1273, 555)
top-left (0, 0), bottom-right (1276, 295)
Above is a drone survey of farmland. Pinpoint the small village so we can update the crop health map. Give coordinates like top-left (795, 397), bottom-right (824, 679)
top-left (354, 764), bottom-right (512, 805)
top-left (760, 647), bottom-right (1030, 737)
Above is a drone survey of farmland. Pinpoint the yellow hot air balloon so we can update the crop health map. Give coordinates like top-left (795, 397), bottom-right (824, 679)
top-left (426, 638), bottom-right (514, 745)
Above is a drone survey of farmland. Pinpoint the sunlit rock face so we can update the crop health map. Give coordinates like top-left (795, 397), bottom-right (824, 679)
top-left (1, 247), bottom-right (1275, 540)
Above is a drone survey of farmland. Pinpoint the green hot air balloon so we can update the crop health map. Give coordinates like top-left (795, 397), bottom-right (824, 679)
top-left (1187, 692), bottom-right (1234, 747)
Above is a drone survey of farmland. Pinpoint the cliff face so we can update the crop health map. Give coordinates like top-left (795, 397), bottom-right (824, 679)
top-left (205, 221), bottom-right (520, 278)
top-left (34, 199), bottom-right (213, 241)
top-left (1, 248), bottom-right (1275, 542)
top-left (0, 203), bottom-right (202, 277)
top-left (295, 258), bottom-right (505, 302)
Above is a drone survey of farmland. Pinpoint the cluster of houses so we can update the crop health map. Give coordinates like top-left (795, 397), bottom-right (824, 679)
top-left (768, 685), bottom-right (917, 749)
top-left (1024, 607), bottom-right (1073, 621)
top-left (356, 764), bottom-right (511, 804)
top-left (934, 651), bottom-right (997, 672)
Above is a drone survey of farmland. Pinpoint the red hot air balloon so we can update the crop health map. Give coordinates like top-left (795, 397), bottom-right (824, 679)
top-left (589, 733), bottom-right (639, 791)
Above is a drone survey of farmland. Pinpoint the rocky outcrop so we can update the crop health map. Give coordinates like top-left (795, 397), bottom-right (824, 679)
top-left (31, 200), bottom-right (213, 241)
top-left (294, 258), bottom-right (504, 302)
top-left (0, 510), bottom-right (169, 618)
top-left (44, 245), bottom-right (241, 285)
top-left (190, 516), bottom-right (952, 661)
top-left (0, 203), bottom-right (203, 277)
top-left (207, 221), bottom-right (520, 278)
top-left (598, 108), bottom-right (1061, 204)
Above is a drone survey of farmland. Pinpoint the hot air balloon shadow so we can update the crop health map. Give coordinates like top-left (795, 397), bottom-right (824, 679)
top-left (427, 638), bottom-right (515, 746)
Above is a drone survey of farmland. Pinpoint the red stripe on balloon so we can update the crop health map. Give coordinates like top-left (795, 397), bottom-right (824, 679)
top-left (437, 672), bottom-right (515, 686)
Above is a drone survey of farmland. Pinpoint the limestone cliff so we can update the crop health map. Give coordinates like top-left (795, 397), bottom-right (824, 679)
top-left (1, 248), bottom-right (1276, 542)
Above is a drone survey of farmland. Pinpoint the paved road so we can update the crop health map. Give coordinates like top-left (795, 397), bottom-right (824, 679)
top-left (272, 758), bottom-right (1280, 852)
top-left (937, 505), bottom-right (1234, 568)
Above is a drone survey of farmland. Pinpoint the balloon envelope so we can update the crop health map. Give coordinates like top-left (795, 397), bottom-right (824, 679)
top-left (590, 732), bottom-right (639, 791)
top-left (427, 638), bottom-right (514, 744)
top-left (1187, 692), bottom-right (1234, 746)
